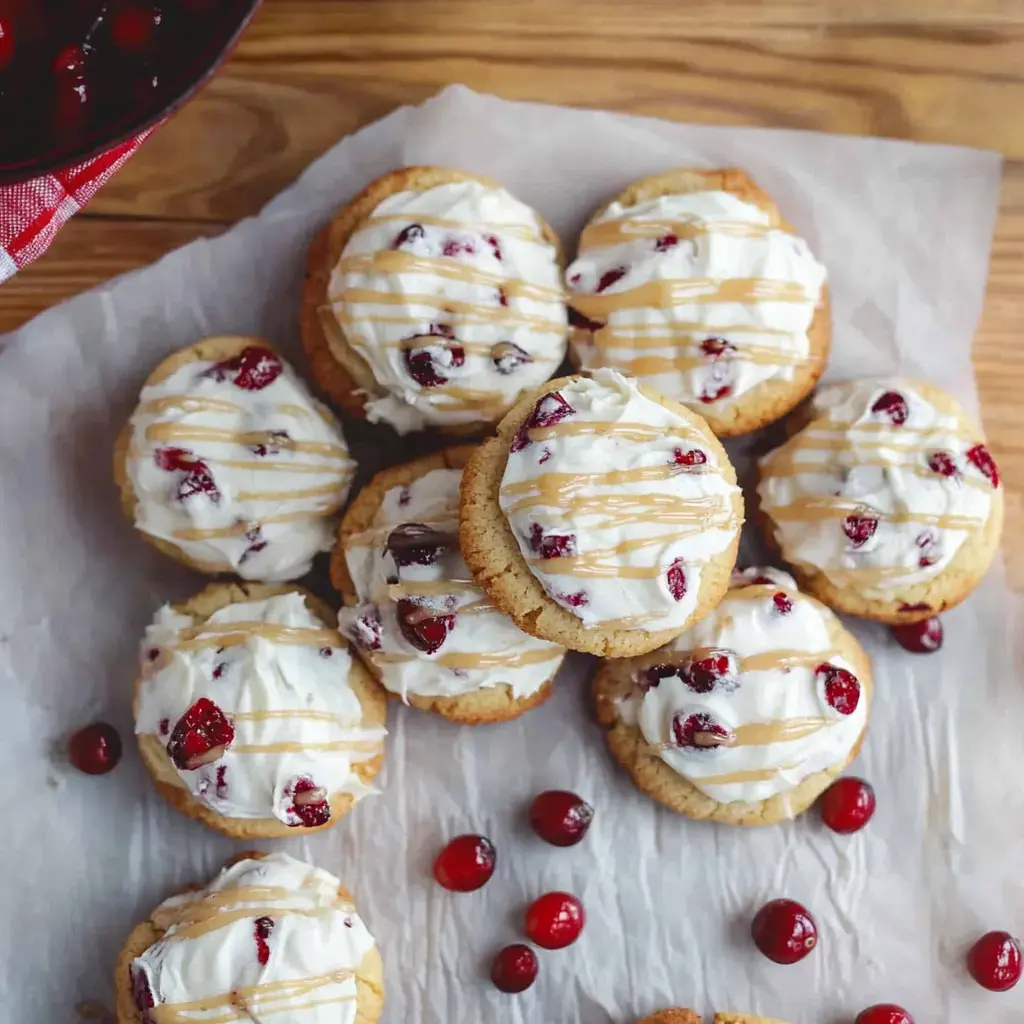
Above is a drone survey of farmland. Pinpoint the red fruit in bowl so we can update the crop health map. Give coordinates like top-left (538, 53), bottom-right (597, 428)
top-left (819, 777), bottom-right (875, 834)
top-left (525, 891), bottom-right (585, 950)
top-left (967, 930), bottom-right (1022, 991)
top-left (751, 898), bottom-right (818, 964)
top-left (854, 1006), bottom-right (915, 1024)
top-left (433, 834), bottom-right (496, 892)
top-left (68, 722), bottom-right (123, 775)
top-left (891, 617), bottom-right (943, 654)
top-left (529, 790), bottom-right (594, 847)
top-left (490, 944), bottom-right (538, 994)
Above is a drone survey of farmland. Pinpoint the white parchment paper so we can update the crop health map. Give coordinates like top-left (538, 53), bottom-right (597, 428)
top-left (2, 86), bottom-right (1023, 1024)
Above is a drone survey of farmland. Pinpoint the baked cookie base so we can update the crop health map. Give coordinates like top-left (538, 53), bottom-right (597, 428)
top-left (638, 1012), bottom-right (790, 1024)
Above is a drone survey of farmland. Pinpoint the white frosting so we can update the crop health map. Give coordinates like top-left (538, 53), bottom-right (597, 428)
top-left (757, 379), bottom-right (1000, 596)
top-left (329, 179), bottom-right (567, 433)
top-left (498, 369), bottom-right (742, 631)
top-left (127, 346), bottom-right (355, 581)
top-left (340, 466), bottom-right (563, 700)
top-left (131, 852), bottom-right (375, 1024)
top-left (566, 190), bottom-right (826, 409)
top-left (628, 584), bottom-right (868, 803)
top-left (135, 593), bottom-right (386, 824)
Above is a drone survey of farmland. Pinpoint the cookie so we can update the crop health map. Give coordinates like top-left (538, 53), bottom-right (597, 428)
top-left (300, 165), bottom-right (568, 435)
top-left (594, 571), bottom-right (871, 825)
top-left (331, 445), bottom-right (565, 725)
top-left (134, 581), bottom-right (387, 839)
top-left (115, 851), bottom-right (384, 1024)
top-left (565, 167), bottom-right (830, 437)
top-left (757, 379), bottom-right (1004, 624)
top-left (638, 1013), bottom-right (789, 1024)
top-left (113, 335), bottom-right (355, 580)
top-left (460, 368), bottom-right (743, 657)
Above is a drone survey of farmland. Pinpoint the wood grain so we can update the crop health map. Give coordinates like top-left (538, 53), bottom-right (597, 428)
top-left (1, 0), bottom-right (1023, 583)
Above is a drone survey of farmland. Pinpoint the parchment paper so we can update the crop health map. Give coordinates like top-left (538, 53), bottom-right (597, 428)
top-left (2, 86), bottom-right (1022, 1024)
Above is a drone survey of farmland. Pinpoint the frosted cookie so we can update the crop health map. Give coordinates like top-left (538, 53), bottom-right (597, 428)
top-left (300, 166), bottom-right (568, 434)
top-left (566, 168), bottom-right (829, 437)
top-left (115, 851), bottom-right (383, 1024)
top-left (134, 582), bottom-right (387, 839)
top-left (332, 446), bottom-right (565, 724)
top-left (757, 379), bottom-right (1003, 624)
top-left (114, 336), bottom-right (355, 581)
top-left (594, 571), bottom-right (871, 825)
top-left (639, 1013), bottom-right (789, 1024)
top-left (460, 368), bottom-right (743, 657)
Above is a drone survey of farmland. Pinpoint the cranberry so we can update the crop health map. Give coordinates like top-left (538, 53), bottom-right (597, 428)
top-left (597, 267), bottom-right (626, 292)
top-left (673, 448), bottom-right (707, 467)
top-left (654, 234), bottom-right (678, 251)
top-left (672, 711), bottom-right (734, 750)
top-left (528, 523), bottom-right (577, 560)
top-left (816, 663), bottom-right (862, 716)
top-left (404, 340), bottom-right (465, 388)
top-left (253, 916), bottom-right (274, 965)
top-left (900, 601), bottom-right (931, 612)
top-left (166, 698), bottom-right (234, 771)
top-left (490, 944), bottom-right (538, 993)
top-left (967, 931), bottom-right (1022, 991)
top-left (854, 1005), bottom-right (915, 1024)
top-left (700, 337), bottom-right (734, 358)
top-left (158, 718), bottom-right (169, 736)
top-left (700, 383), bottom-right (732, 404)
top-left (484, 234), bottom-right (503, 262)
top-left (927, 450), bottom-right (959, 478)
top-left (496, 287), bottom-right (510, 307)
top-left (344, 606), bottom-right (382, 651)
top-left (843, 514), bottom-right (878, 547)
top-left (525, 892), bottom-right (585, 949)
top-left (154, 447), bottom-right (220, 504)
top-left (442, 238), bottom-right (476, 257)
top-left (638, 663), bottom-right (680, 692)
top-left (491, 341), bottom-right (532, 375)
top-left (392, 223), bottom-right (425, 248)
top-left (891, 617), bottom-right (943, 653)
top-left (681, 650), bottom-right (737, 693)
top-left (772, 592), bottom-right (793, 614)
top-left (556, 589), bottom-right (588, 607)
top-left (68, 723), bottom-right (122, 775)
top-left (568, 308), bottom-right (603, 333)
top-left (112, 4), bottom-right (163, 52)
top-left (511, 393), bottom-right (575, 452)
top-left (288, 777), bottom-right (331, 828)
top-left (666, 558), bottom-right (687, 601)
top-left (54, 45), bottom-right (88, 77)
top-left (966, 443), bottom-right (1000, 488)
top-left (130, 967), bottom-right (155, 1013)
top-left (386, 523), bottom-right (450, 568)
top-left (239, 525), bottom-right (268, 564)
top-left (819, 777), bottom-right (875, 834)
top-left (433, 834), bottom-right (496, 892)
top-left (0, 19), bottom-right (13, 70)
top-left (529, 790), bottom-right (594, 847)
top-left (751, 898), bottom-right (818, 964)
top-left (397, 599), bottom-right (455, 654)
top-left (215, 765), bottom-right (229, 798)
top-left (205, 347), bottom-right (283, 391)
top-left (871, 391), bottom-right (908, 426)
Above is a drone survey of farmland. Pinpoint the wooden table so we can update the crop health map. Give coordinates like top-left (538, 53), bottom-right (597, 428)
top-left (3, 0), bottom-right (1023, 582)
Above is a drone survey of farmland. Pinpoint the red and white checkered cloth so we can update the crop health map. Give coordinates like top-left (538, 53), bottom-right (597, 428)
top-left (0, 127), bottom-right (156, 284)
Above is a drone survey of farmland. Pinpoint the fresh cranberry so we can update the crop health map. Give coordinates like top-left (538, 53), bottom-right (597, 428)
top-left (111, 4), bottom-right (162, 52)
top-left (397, 599), bottom-right (455, 654)
top-left (511, 393), bottom-right (575, 451)
top-left (433, 834), bottom-right (496, 892)
top-left (404, 340), bottom-right (465, 388)
top-left (854, 1005), bottom-right (915, 1024)
top-left (927, 450), bottom-right (959, 478)
top-left (492, 341), bottom-right (532, 375)
top-left (819, 777), bottom-right (875, 834)
top-left (166, 698), bottom-right (234, 771)
top-left (843, 514), bottom-right (878, 547)
top-left (0, 18), bottom-right (13, 69)
top-left (54, 45), bottom-right (88, 77)
top-left (288, 777), bottom-right (331, 828)
top-left (672, 711), bottom-right (734, 750)
top-left (673, 448), bottom-right (707, 466)
top-left (654, 234), bottom-right (678, 251)
top-left (597, 267), bottom-right (626, 292)
top-left (490, 944), bottom-right (538, 993)
top-left (130, 966), bottom-right (155, 1013)
top-left (205, 347), bottom-right (283, 391)
top-left (871, 391), bottom-right (908, 425)
top-left (773, 592), bottom-right (793, 614)
top-left (442, 238), bottom-right (476, 257)
top-left (568, 308), bottom-right (603, 333)
top-left (700, 337), bottom-right (734, 358)
top-left (666, 559), bottom-right (687, 601)
top-left (525, 892), bottom-right (585, 949)
top-left (557, 589), bottom-right (588, 607)
top-left (253, 916), bottom-right (274, 965)
top-left (681, 650), bottom-right (737, 693)
top-left (967, 931), bottom-right (1022, 991)
top-left (816, 664), bottom-right (862, 716)
top-left (966, 443), bottom-right (1000, 488)
top-left (529, 790), bottom-right (594, 847)
top-left (528, 523), bottom-right (577, 560)
top-left (484, 234), bottom-right (503, 262)
top-left (387, 523), bottom-right (450, 568)
top-left (392, 223), bottom-right (425, 248)
top-left (751, 898), bottom-right (818, 964)
top-left (892, 617), bottom-right (943, 653)
top-left (68, 723), bottom-right (122, 776)
top-left (154, 447), bottom-right (220, 503)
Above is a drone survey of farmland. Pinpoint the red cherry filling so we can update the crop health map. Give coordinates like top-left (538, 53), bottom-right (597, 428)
top-left (672, 711), bottom-right (734, 750)
top-left (511, 392), bottom-right (575, 451)
top-left (491, 341), bottom-right (532, 375)
top-left (819, 777), bottom-right (876, 834)
top-left (253, 916), bottom-right (274, 966)
top-left (673, 448), bottom-right (707, 467)
top-left (491, 944), bottom-right (538, 994)
top-left (204, 347), bottom-right (283, 391)
top-left (130, 966), bottom-right (155, 1013)
top-left (654, 234), bottom-right (678, 251)
top-left (154, 447), bottom-right (220, 504)
top-left (967, 930), bottom-right (1022, 991)
top-left (751, 899), bottom-right (818, 964)
top-left (392, 223), bottom-right (425, 248)
top-left (772, 592), bottom-right (793, 614)
top-left (68, 722), bottom-right (123, 775)
top-left (288, 777), bottom-right (331, 828)
top-left (167, 698), bottom-right (234, 770)
top-left (667, 558), bottom-right (687, 601)
top-left (397, 599), bottom-right (455, 654)
top-left (433, 834), bottom-right (496, 892)
top-left (700, 337), bottom-right (734, 358)
top-left (927, 450), bottom-right (959, 478)
top-left (568, 307), bottom-right (603, 333)
top-left (111, 4), bottom-right (163, 52)
top-left (529, 790), bottom-right (594, 847)
top-left (386, 523), bottom-right (451, 568)
top-left (871, 390), bottom-right (908, 425)
top-left (816, 663), bottom-right (861, 716)
top-left (681, 649), bottom-right (737, 693)
top-left (525, 891), bottom-right (585, 949)
top-left (966, 443), bottom-right (1000, 488)
top-left (528, 523), bottom-right (577, 560)
top-left (403, 335), bottom-right (465, 388)
top-left (597, 267), bottom-right (626, 292)
top-left (854, 1006), bottom-right (915, 1024)
top-left (843, 514), bottom-right (878, 547)
top-left (891, 616), bottom-right (943, 653)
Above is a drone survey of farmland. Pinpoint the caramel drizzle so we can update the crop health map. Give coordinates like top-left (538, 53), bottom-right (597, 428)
top-left (655, 717), bottom-right (829, 755)
top-left (145, 423), bottom-right (347, 461)
top-left (173, 621), bottom-right (342, 651)
top-left (373, 646), bottom-right (562, 670)
top-left (579, 215), bottom-right (774, 250)
top-left (174, 508), bottom-right (343, 542)
top-left (365, 210), bottom-right (544, 243)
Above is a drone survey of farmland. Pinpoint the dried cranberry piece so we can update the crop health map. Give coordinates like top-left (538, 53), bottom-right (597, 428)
top-left (484, 234), bottom-right (503, 261)
top-left (239, 526), bottom-right (268, 564)
top-left (672, 712), bottom-right (734, 750)
top-left (254, 916), bottom-right (274, 965)
top-left (567, 307), bottom-right (603, 333)
top-left (442, 238), bottom-right (476, 257)
top-left (667, 558), bottom-right (687, 601)
top-left (557, 590), bottom-right (589, 608)
top-left (491, 341), bottom-right (532, 375)
top-left (511, 392), bottom-right (575, 451)
top-left (966, 443), bottom-right (1000, 488)
top-left (772, 592), bottom-right (793, 614)
top-left (816, 664), bottom-right (862, 716)
top-left (597, 267), bottom-right (627, 292)
top-left (700, 337), bottom-right (734, 358)
top-left (205, 347), bottom-right (283, 391)
top-left (843, 514), bottom-right (878, 547)
top-left (392, 223), bottom-right (425, 248)
top-left (639, 663), bottom-right (680, 692)
top-left (673, 448), bottom-right (707, 466)
top-left (682, 650), bottom-right (737, 693)
top-left (130, 966), bottom-right (155, 1013)
top-left (403, 339), bottom-right (465, 388)
top-left (871, 391), bottom-right (908, 426)
top-left (154, 447), bottom-right (220, 503)
top-left (528, 523), bottom-right (577, 560)
top-left (341, 605), bottom-right (383, 651)
top-left (397, 599), bottom-right (455, 654)
top-left (215, 765), bottom-right (228, 798)
top-left (655, 234), bottom-right (678, 251)
top-left (166, 698), bottom-right (234, 770)
top-left (288, 777), bottom-right (331, 828)
top-left (386, 523), bottom-right (451, 568)
top-left (927, 450), bottom-right (959, 478)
